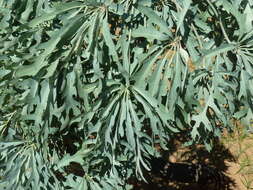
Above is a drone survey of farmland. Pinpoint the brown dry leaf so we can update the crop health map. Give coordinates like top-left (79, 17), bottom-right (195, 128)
top-left (187, 58), bottom-right (196, 72)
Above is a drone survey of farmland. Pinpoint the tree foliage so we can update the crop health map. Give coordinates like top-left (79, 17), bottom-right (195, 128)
top-left (1, 0), bottom-right (253, 189)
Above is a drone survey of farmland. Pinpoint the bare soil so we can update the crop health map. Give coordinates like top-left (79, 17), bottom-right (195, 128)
top-left (131, 126), bottom-right (253, 190)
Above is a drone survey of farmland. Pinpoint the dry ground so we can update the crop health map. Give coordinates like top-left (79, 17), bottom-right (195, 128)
top-left (131, 123), bottom-right (253, 190)
top-left (222, 127), bottom-right (253, 190)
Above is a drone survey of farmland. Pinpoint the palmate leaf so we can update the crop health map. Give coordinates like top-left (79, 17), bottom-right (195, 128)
top-left (197, 43), bottom-right (237, 65)
top-left (136, 4), bottom-right (168, 33)
top-left (236, 38), bottom-right (253, 110)
top-left (215, 0), bottom-right (253, 36)
top-left (0, 141), bottom-right (61, 190)
top-left (132, 26), bottom-right (170, 41)
top-left (190, 90), bottom-right (224, 140)
top-left (63, 173), bottom-right (129, 190)
top-left (102, 12), bottom-right (119, 63)
top-left (13, 2), bottom-right (106, 78)
top-left (133, 48), bottom-right (164, 87)
top-left (1, 0), bottom-right (253, 189)
top-left (175, 0), bottom-right (192, 34)
top-left (25, 2), bottom-right (84, 28)
top-left (56, 148), bottom-right (92, 169)
top-left (15, 14), bottom-right (86, 77)
top-left (119, 32), bottom-right (131, 74)
top-left (92, 78), bottom-right (178, 179)
top-left (148, 58), bottom-right (165, 97)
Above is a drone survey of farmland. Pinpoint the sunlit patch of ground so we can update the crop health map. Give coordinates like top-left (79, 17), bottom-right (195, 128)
top-left (131, 122), bottom-right (253, 190)
top-left (222, 125), bottom-right (253, 190)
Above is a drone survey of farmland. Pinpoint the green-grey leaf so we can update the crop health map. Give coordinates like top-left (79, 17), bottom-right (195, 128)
top-left (176, 0), bottom-right (192, 33)
top-left (136, 4), bottom-right (168, 33)
top-left (132, 26), bottom-right (170, 41)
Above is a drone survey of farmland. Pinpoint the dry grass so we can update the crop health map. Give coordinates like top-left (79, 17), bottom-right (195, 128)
top-left (222, 122), bottom-right (253, 190)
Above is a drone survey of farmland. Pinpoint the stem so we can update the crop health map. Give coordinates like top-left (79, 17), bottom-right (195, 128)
top-left (191, 23), bottom-right (203, 49)
top-left (206, 0), bottom-right (231, 44)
